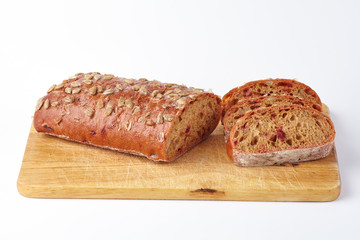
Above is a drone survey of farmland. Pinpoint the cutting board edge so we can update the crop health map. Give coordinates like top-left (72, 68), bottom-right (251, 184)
top-left (17, 179), bottom-right (341, 202)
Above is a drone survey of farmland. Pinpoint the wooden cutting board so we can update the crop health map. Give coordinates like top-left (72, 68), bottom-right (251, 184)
top-left (17, 118), bottom-right (340, 201)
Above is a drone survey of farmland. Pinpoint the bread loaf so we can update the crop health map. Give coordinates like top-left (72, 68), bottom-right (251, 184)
top-left (226, 105), bottom-right (335, 166)
top-left (221, 79), bottom-right (322, 119)
top-left (222, 95), bottom-right (323, 141)
top-left (34, 72), bottom-right (221, 162)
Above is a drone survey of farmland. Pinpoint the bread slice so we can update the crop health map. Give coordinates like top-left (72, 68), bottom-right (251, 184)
top-left (227, 105), bottom-right (335, 166)
top-left (221, 79), bottom-right (322, 120)
top-left (222, 95), bottom-right (323, 141)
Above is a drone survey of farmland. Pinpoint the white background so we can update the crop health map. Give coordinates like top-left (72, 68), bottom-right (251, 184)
top-left (1, 0), bottom-right (360, 239)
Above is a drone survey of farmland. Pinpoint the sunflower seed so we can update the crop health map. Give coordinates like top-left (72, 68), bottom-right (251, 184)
top-left (118, 97), bottom-right (125, 107)
top-left (55, 84), bottom-right (64, 90)
top-left (97, 86), bottom-right (103, 93)
top-left (156, 93), bottom-right (163, 99)
top-left (105, 103), bottom-right (114, 115)
top-left (51, 101), bottom-right (59, 107)
top-left (103, 74), bottom-right (114, 80)
top-left (188, 94), bottom-right (196, 99)
top-left (162, 103), bottom-right (172, 109)
top-left (69, 75), bottom-right (77, 80)
top-left (103, 88), bottom-right (114, 95)
top-left (174, 88), bottom-right (182, 93)
top-left (72, 88), bottom-right (81, 94)
top-left (85, 74), bottom-right (93, 80)
top-left (178, 91), bottom-right (189, 97)
top-left (94, 74), bottom-right (102, 81)
top-left (47, 84), bottom-right (56, 93)
top-left (97, 99), bottom-right (104, 109)
top-left (75, 72), bottom-right (84, 76)
top-left (116, 84), bottom-right (124, 90)
top-left (144, 112), bottom-right (151, 117)
top-left (124, 79), bottom-right (134, 85)
top-left (176, 98), bottom-right (186, 106)
top-left (63, 96), bottom-right (74, 103)
top-left (71, 81), bottom-right (81, 87)
top-left (168, 93), bottom-right (180, 100)
top-left (163, 114), bottom-right (174, 122)
top-left (124, 121), bottom-right (132, 131)
top-left (165, 83), bottom-right (176, 87)
top-left (193, 88), bottom-right (204, 94)
top-left (139, 78), bottom-right (148, 82)
top-left (146, 119), bottom-right (155, 126)
top-left (151, 90), bottom-right (159, 97)
top-left (35, 98), bottom-right (44, 111)
top-left (132, 85), bottom-right (140, 91)
top-left (84, 108), bottom-right (94, 117)
top-left (89, 86), bottom-right (97, 96)
top-left (158, 132), bottom-right (165, 143)
top-left (157, 113), bottom-right (164, 124)
top-left (83, 80), bottom-right (93, 85)
top-left (65, 87), bottom-right (72, 94)
top-left (44, 99), bottom-right (50, 109)
top-left (137, 116), bottom-right (146, 123)
top-left (125, 99), bottom-right (134, 109)
top-left (164, 90), bottom-right (174, 95)
top-left (139, 86), bottom-right (148, 95)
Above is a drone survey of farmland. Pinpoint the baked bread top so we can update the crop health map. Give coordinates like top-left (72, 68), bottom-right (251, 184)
top-left (34, 72), bottom-right (221, 161)
top-left (221, 79), bottom-right (322, 119)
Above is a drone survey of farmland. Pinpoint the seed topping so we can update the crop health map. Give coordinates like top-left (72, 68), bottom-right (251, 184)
top-left (51, 101), bottom-right (59, 107)
top-left (118, 97), bottom-right (125, 107)
top-left (157, 113), bottom-right (164, 124)
top-left (105, 103), bottom-right (114, 115)
top-left (125, 99), bottom-right (134, 109)
top-left (84, 108), bottom-right (94, 117)
top-left (65, 87), bottom-right (72, 94)
top-left (103, 88), bottom-right (114, 95)
top-left (163, 114), bottom-right (174, 122)
top-left (36, 98), bottom-right (44, 111)
top-left (103, 74), bottom-right (114, 80)
top-left (89, 86), bottom-right (97, 96)
top-left (63, 96), bottom-right (74, 103)
top-left (97, 99), bottom-right (104, 109)
top-left (72, 88), bottom-right (81, 94)
top-left (44, 99), bottom-right (50, 109)
top-left (47, 84), bottom-right (56, 93)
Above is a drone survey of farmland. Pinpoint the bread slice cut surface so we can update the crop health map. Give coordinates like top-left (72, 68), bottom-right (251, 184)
top-left (227, 105), bottom-right (335, 166)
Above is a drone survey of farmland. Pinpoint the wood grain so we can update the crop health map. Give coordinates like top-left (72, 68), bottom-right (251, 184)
top-left (18, 107), bottom-right (340, 201)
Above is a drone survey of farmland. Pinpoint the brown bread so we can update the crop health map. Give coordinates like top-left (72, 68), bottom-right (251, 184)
top-left (221, 79), bottom-right (322, 119)
top-left (34, 72), bottom-right (221, 162)
top-left (222, 95), bottom-right (322, 141)
top-left (227, 105), bottom-right (335, 166)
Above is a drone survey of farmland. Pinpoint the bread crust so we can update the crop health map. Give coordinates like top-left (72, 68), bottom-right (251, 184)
top-left (226, 105), bottom-right (335, 166)
top-left (221, 79), bottom-right (322, 119)
top-left (229, 141), bottom-right (334, 167)
top-left (34, 73), bottom-right (221, 162)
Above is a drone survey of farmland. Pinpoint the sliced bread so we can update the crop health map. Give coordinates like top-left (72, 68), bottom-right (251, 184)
top-left (222, 95), bottom-right (323, 141)
top-left (227, 105), bottom-right (335, 166)
top-left (221, 79), bottom-right (322, 119)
